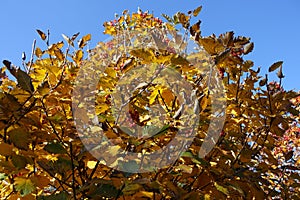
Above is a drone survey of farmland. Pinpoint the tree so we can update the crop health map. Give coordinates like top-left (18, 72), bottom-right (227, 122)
top-left (0, 6), bottom-right (299, 199)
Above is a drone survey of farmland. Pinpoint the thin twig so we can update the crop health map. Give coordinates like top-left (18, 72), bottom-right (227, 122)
top-left (28, 39), bottom-right (36, 72)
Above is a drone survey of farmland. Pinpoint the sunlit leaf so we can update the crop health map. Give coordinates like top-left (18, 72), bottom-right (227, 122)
top-left (162, 14), bottom-right (173, 23)
top-left (193, 6), bottom-right (202, 17)
top-left (36, 29), bottom-right (47, 40)
top-left (62, 34), bottom-right (74, 47)
top-left (35, 47), bottom-right (43, 58)
top-left (78, 33), bottom-right (91, 48)
top-left (214, 182), bottom-right (229, 196)
top-left (87, 161), bottom-right (98, 169)
top-left (73, 50), bottom-right (83, 64)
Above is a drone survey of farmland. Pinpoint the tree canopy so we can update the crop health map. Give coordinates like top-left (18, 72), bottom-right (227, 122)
top-left (0, 6), bottom-right (299, 199)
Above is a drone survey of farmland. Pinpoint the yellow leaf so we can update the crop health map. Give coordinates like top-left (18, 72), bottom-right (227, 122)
top-left (87, 161), bottom-right (98, 169)
top-left (107, 145), bottom-right (121, 157)
top-left (176, 164), bottom-right (193, 173)
top-left (73, 50), bottom-right (83, 64)
top-left (35, 47), bottom-right (43, 58)
top-left (193, 6), bottom-right (202, 17)
top-left (134, 191), bottom-right (153, 198)
top-left (204, 194), bottom-right (211, 200)
top-left (95, 104), bottom-right (109, 115)
top-left (78, 34), bottom-right (91, 48)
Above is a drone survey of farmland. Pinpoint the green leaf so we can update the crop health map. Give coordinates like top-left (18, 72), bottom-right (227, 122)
top-left (96, 184), bottom-right (119, 198)
top-left (214, 182), bottom-right (229, 195)
top-left (268, 61), bottom-right (283, 72)
top-left (16, 69), bottom-right (34, 93)
top-left (0, 173), bottom-right (7, 180)
top-left (123, 183), bottom-right (143, 195)
top-left (9, 128), bottom-right (30, 150)
top-left (14, 177), bottom-right (36, 197)
top-left (37, 191), bottom-right (70, 200)
top-left (44, 142), bottom-right (67, 154)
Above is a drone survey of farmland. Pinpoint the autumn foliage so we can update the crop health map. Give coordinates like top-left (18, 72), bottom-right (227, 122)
top-left (0, 6), bottom-right (300, 199)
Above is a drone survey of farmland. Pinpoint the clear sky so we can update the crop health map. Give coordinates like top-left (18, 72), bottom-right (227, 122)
top-left (1, 0), bottom-right (299, 90)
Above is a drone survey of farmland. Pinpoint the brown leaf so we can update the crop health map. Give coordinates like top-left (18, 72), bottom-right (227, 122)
top-left (189, 20), bottom-right (201, 36)
top-left (36, 29), bottom-right (47, 40)
top-left (16, 69), bottom-right (34, 93)
top-left (268, 61), bottom-right (283, 72)
top-left (71, 32), bottom-right (80, 40)
top-left (276, 66), bottom-right (285, 78)
top-left (259, 78), bottom-right (267, 86)
top-left (3, 60), bottom-right (17, 77)
top-left (243, 42), bottom-right (254, 54)
top-left (199, 37), bottom-right (225, 55)
top-left (285, 151), bottom-right (293, 161)
top-left (9, 128), bottom-right (30, 150)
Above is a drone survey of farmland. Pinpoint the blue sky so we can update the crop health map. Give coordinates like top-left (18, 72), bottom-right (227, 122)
top-left (1, 0), bottom-right (299, 90)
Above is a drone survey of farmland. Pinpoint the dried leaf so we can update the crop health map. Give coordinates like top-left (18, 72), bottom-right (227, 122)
top-left (259, 78), bottom-right (267, 86)
top-left (36, 29), bottom-right (47, 40)
top-left (284, 151), bottom-right (293, 161)
top-left (277, 66), bottom-right (285, 78)
top-left (243, 42), bottom-right (254, 54)
top-left (268, 61), bottom-right (283, 72)
top-left (16, 69), bottom-right (34, 93)
top-left (71, 32), bottom-right (80, 40)
top-left (190, 20), bottom-right (201, 36)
